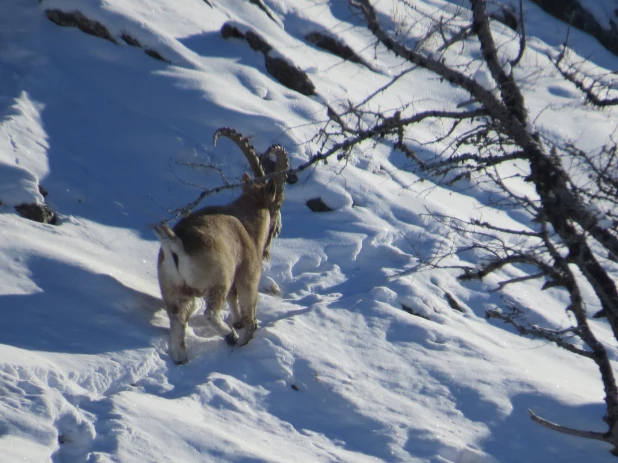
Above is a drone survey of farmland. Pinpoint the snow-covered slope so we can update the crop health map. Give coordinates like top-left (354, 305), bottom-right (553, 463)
top-left (0, 0), bottom-right (616, 462)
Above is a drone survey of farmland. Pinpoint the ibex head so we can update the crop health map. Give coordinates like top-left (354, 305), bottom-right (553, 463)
top-left (213, 128), bottom-right (289, 259)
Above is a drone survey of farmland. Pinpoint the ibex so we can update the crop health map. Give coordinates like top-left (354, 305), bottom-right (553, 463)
top-left (154, 128), bottom-right (289, 364)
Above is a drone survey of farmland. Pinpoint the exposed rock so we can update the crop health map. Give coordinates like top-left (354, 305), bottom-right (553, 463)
top-left (306, 197), bottom-right (333, 212)
top-left (38, 185), bottom-right (49, 198)
top-left (121, 33), bottom-right (141, 47)
top-left (45, 9), bottom-right (117, 44)
top-left (305, 32), bottom-right (364, 64)
top-left (144, 49), bottom-right (170, 63)
top-left (120, 33), bottom-right (170, 62)
top-left (15, 203), bottom-right (57, 225)
top-left (220, 22), bottom-right (316, 96)
top-left (444, 291), bottom-right (464, 313)
top-left (220, 23), bottom-right (244, 40)
top-left (401, 303), bottom-right (431, 320)
top-left (265, 55), bottom-right (315, 96)
top-left (245, 30), bottom-right (272, 54)
top-left (46, 11), bottom-right (169, 63)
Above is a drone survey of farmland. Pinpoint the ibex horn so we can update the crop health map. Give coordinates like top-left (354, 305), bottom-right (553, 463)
top-left (263, 144), bottom-right (289, 193)
top-left (213, 127), bottom-right (264, 178)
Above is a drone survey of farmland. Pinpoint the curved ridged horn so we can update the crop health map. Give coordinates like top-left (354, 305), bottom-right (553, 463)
top-left (261, 144), bottom-right (288, 260)
top-left (213, 127), bottom-right (264, 178)
top-left (262, 144), bottom-right (289, 194)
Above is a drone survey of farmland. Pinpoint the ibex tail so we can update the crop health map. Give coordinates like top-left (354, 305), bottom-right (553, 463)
top-left (153, 222), bottom-right (184, 270)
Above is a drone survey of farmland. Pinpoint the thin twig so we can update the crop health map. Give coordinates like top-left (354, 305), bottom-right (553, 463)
top-left (489, 271), bottom-right (546, 292)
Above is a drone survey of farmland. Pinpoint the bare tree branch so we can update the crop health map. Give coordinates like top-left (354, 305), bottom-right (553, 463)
top-left (488, 271), bottom-right (546, 292)
top-left (486, 305), bottom-right (593, 358)
top-left (529, 409), bottom-right (609, 442)
top-left (509, 0), bottom-right (526, 68)
top-left (552, 33), bottom-right (618, 107)
top-left (470, 0), bottom-right (527, 123)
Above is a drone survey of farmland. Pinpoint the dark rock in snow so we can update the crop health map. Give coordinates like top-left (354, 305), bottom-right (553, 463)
top-left (265, 55), bottom-right (315, 96)
top-left (15, 203), bottom-right (57, 225)
top-left (305, 32), bottom-right (364, 64)
top-left (220, 23), bottom-right (245, 40)
top-left (121, 33), bottom-right (142, 47)
top-left (144, 49), bottom-right (170, 63)
top-left (45, 9), bottom-right (117, 44)
top-left (245, 30), bottom-right (272, 55)
top-left (47, 11), bottom-right (169, 63)
top-left (306, 197), bottom-right (333, 212)
top-left (401, 303), bottom-right (431, 320)
top-left (220, 22), bottom-right (316, 96)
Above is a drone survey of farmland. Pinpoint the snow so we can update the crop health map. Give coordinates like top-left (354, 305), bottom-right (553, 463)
top-left (0, 92), bottom-right (47, 206)
top-left (0, 0), bottom-right (617, 462)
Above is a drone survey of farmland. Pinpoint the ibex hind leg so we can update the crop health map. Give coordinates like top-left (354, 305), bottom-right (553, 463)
top-left (235, 280), bottom-right (259, 346)
top-left (166, 298), bottom-right (194, 365)
top-left (226, 286), bottom-right (244, 330)
top-left (205, 285), bottom-right (239, 345)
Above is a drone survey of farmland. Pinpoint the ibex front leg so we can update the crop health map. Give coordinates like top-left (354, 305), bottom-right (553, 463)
top-left (205, 285), bottom-right (239, 345)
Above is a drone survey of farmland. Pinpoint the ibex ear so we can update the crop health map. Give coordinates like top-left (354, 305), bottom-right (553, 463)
top-left (242, 172), bottom-right (251, 182)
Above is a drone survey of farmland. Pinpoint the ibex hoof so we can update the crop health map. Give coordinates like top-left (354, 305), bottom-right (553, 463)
top-left (238, 323), bottom-right (257, 346)
top-left (172, 353), bottom-right (188, 365)
top-left (232, 321), bottom-right (244, 330)
top-left (225, 331), bottom-right (239, 346)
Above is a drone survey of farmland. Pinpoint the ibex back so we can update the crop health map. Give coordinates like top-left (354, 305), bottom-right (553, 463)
top-left (154, 128), bottom-right (288, 364)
